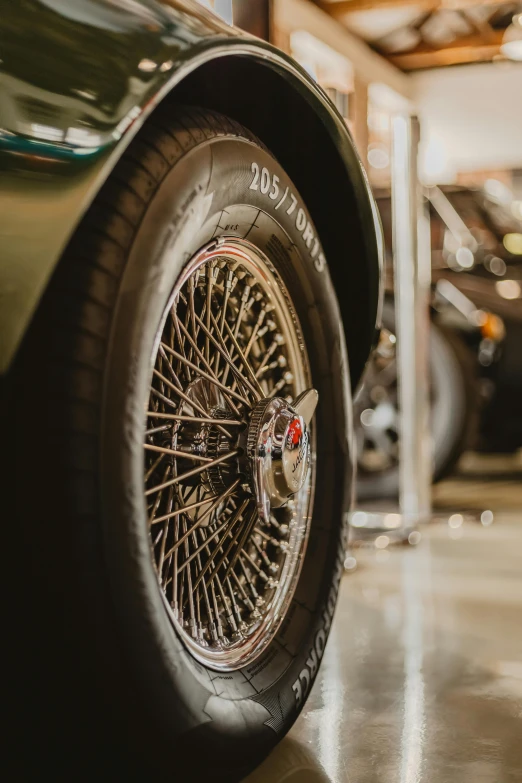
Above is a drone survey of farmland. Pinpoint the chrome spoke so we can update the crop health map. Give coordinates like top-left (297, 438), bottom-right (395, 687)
top-left (177, 497), bottom-right (243, 574)
top-left (160, 343), bottom-right (249, 411)
top-left (162, 480), bottom-right (240, 560)
top-left (147, 411), bottom-right (243, 426)
top-left (152, 367), bottom-right (233, 439)
top-left (219, 506), bottom-right (259, 586)
top-left (210, 310), bottom-right (265, 400)
top-left (144, 443), bottom-right (212, 464)
top-left (190, 498), bottom-right (251, 593)
top-left (145, 424), bottom-right (172, 437)
top-left (149, 494), bottom-right (220, 526)
top-left (194, 310), bottom-right (262, 402)
top-left (145, 452), bottom-right (166, 482)
top-left (174, 312), bottom-right (256, 405)
top-left (171, 300), bottom-right (191, 382)
top-left (145, 450), bottom-right (239, 496)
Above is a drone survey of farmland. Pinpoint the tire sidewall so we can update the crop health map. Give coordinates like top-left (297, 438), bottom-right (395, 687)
top-left (429, 321), bottom-right (469, 477)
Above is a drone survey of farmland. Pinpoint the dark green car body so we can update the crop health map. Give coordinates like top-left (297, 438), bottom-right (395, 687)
top-left (0, 0), bottom-right (382, 385)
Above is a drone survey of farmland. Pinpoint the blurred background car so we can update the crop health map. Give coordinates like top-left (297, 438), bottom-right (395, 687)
top-left (356, 184), bottom-right (521, 498)
top-left (355, 294), bottom-right (480, 499)
top-left (431, 186), bottom-right (522, 454)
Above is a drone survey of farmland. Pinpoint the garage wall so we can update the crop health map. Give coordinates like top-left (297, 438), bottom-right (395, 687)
top-left (414, 61), bottom-right (522, 183)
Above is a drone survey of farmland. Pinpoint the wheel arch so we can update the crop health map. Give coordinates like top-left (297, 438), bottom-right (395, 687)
top-left (166, 54), bottom-right (383, 391)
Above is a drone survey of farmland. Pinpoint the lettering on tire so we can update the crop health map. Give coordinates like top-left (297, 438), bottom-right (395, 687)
top-left (249, 161), bottom-right (326, 273)
top-left (291, 549), bottom-right (344, 708)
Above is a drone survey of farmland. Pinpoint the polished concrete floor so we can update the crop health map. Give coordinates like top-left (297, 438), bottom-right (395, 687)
top-left (244, 453), bottom-right (522, 783)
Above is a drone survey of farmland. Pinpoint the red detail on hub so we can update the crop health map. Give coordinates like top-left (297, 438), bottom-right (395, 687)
top-left (287, 417), bottom-right (303, 447)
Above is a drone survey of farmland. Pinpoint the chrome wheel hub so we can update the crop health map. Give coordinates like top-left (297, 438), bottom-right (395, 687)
top-left (143, 239), bottom-right (317, 670)
top-left (247, 390), bottom-right (317, 524)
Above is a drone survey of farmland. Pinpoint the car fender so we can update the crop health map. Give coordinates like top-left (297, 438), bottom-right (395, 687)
top-left (0, 0), bottom-right (382, 386)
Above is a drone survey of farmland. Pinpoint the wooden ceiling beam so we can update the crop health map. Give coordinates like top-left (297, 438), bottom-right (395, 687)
top-left (273, 0), bottom-right (414, 98)
top-left (388, 30), bottom-right (504, 69)
top-left (320, 0), bottom-right (437, 15)
top-left (320, 0), bottom-right (510, 16)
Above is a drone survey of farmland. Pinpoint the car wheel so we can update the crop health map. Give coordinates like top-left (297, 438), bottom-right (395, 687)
top-left (10, 106), bottom-right (351, 780)
top-left (356, 298), bottom-right (474, 500)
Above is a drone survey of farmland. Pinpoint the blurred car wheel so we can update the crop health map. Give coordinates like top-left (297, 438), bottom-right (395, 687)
top-left (356, 298), bottom-right (476, 500)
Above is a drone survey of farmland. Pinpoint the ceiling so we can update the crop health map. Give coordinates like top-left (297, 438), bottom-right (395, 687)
top-left (316, 0), bottom-right (521, 69)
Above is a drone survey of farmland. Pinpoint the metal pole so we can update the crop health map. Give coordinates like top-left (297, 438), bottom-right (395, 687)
top-left (391, 115), bottom-right (432, 524)
top-left (347, 115), bottom-right (431, 552)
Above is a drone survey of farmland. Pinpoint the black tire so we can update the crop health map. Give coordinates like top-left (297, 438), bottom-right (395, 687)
top-left (356, 298), bottom-right (475, 500)
top-left (9, 106), bottom-right (351, 780)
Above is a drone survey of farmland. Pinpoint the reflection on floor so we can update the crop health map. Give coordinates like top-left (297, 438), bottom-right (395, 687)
top-left (433, 450), bottom-right (522, 513)
top-left (244, 453), bottom-right (522, 783)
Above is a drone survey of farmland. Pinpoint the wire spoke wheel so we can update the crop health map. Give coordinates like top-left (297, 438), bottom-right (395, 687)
top-left (144, 239), bottom-right (316, 670)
